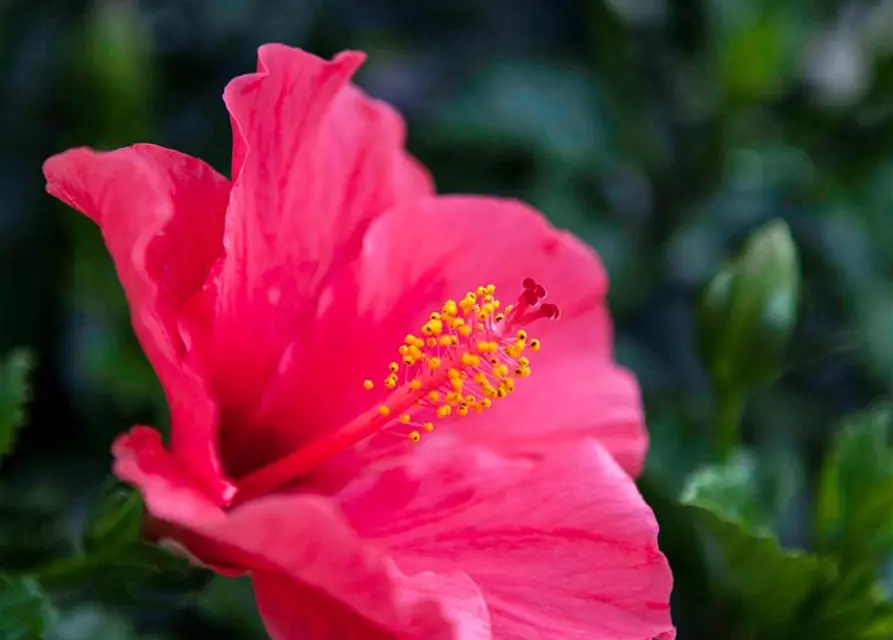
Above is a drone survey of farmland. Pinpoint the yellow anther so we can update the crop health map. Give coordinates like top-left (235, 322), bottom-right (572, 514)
top-left (423, 421), bottom-right (435, 432)
top-left (405, 334), bottom-right (417, 345)
top-left (503, 377), bottom-right (515, 391)
top-left (388, 362), bottom-right (400, 374)
top-left (450, 377), bottom-right (463, 392)
top-left (398, 345), bottom-right (409, 356)
top-left (363, 379), bottom-right (374, 390)
top-left (473, 372), bottom-right (488, 384)
top-left (448, 368), bottom-right (462, 379)
top-left (402, 355), bottom-right (415, 366)
top-left (384, 375), bottom-right (398, 390)
top-left (439, 336), bottom-right (453, 347)
top-left (519, 366), bottom-right (532, 377)
top-left (409, 430), bottom-right (421, 443)
top-left (409, 379), bottom-right (422, 390)
top-left (456, 404), bottom-right (469, 417)
top-left (493, 364), bottom-right (509, 378)
top-left (442, 300), bottom-right (458, 316)
top-left (505, 343), bottom-right (523, 358)
top-left (427, 357), bottom-right (442, 370)
top-left (494, 313), bottom-right (505, 323)
top-left (465, 394), bottom-right (476, 404)
top-left (516, 330), bottom-right (528, 341)
top-left (466, 292), bottom-right (477, 302)
top-left (461, 353), bottom-right (481, 367)
top-left (496, 387), bottom-right (508, 399)
top-left (399, 414), bottom-right (412, 425)
top-left (429, 312), bottom-right (441, 321)
top-left (481, 397), bottom-right (492, 409)
top-left (379, 405), bottom-right (391, 416)
top-left (518, 356), bottom-right (530, 367)
top-left (446, 391), bottom-right (462, 404)
top-left (422, 319), bottom-right (443, 336)
top-left (437, 405), bottom-right (452, 418)
top-left (476, 286), bottom-right (486, 297)
top-left (428, 390), bottom-right (441, 402)
top-left (485, 284), bottom-right (496, 295)
top-left (426, 337), bottom-right (437, 348)
top-left (504, 304), bottom-right (514, 314)
top-left (459, 325), bottom-right (472, 337)
top-left (529, 339), bottom-right (541, 351)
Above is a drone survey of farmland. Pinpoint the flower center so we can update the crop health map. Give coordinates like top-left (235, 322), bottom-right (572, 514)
top-left (232, 279), bottom-right (559, 504)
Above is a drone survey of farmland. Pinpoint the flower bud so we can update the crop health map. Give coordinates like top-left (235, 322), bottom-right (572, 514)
top-left (697, 220), bottom-right (800, 391)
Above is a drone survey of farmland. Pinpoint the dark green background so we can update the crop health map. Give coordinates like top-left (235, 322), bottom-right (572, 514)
top-left (3, 0), bottom-right (893, 638)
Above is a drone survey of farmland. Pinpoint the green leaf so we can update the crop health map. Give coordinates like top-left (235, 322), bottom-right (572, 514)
top-left (0, 349), bottom-right (35, 459)
top-left (689, 507), bottom-right (832, 636)
top-left (681, 453), bottom-right (893, 639)
top-left (817, 403), bottom-right (893, 563)
top-left (681, 452), bottom-right (772, 530)
top-left (796, 564), bottom-right (893, 640)
top-left (20, 481), bottom-right (207, 609)
top-left (35, 542), bottom-right (207, 609)
top-left (681, 460), bottom-right (832, 637)
top-left (81, 482), bottom-right (144, 556)
top-left (0, 576), bottom-right (57, 640)
top-left (681, 450), bottom-right (802, 529)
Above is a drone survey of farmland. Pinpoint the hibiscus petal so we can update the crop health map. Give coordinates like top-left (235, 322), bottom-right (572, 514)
top-left (211, 45), bottom-right (434, 464)
top-left (43, 145), bottom-right (234, 502)
top-left (463, 359), bottom-right (647, 475)
top-left (114, 428), bottom-right (487, 639)
top-left (341, 437), bottom-right (675, 640)
top-left (204, 497), bottom-right (489, 640)
top-left (112, 426), bottom-right (226, 526)
top-left (253, 565), bottom-right (490, 640)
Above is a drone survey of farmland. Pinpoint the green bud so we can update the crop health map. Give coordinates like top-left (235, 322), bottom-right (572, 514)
top-left (697, 220), bottom-right (800, 392)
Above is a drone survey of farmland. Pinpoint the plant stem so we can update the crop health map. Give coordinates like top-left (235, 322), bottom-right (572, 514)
top-left (716, 389), bottom-right (746, 463)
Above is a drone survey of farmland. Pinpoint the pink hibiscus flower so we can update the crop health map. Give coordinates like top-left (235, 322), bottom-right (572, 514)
top-left (43, 45), bottom-right (674, 639)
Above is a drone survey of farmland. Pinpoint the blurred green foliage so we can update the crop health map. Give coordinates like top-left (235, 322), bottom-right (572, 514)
top-left (0, 350), bottom-right (34, 461)
top-left (3, 0), bottom-right (893, 637)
